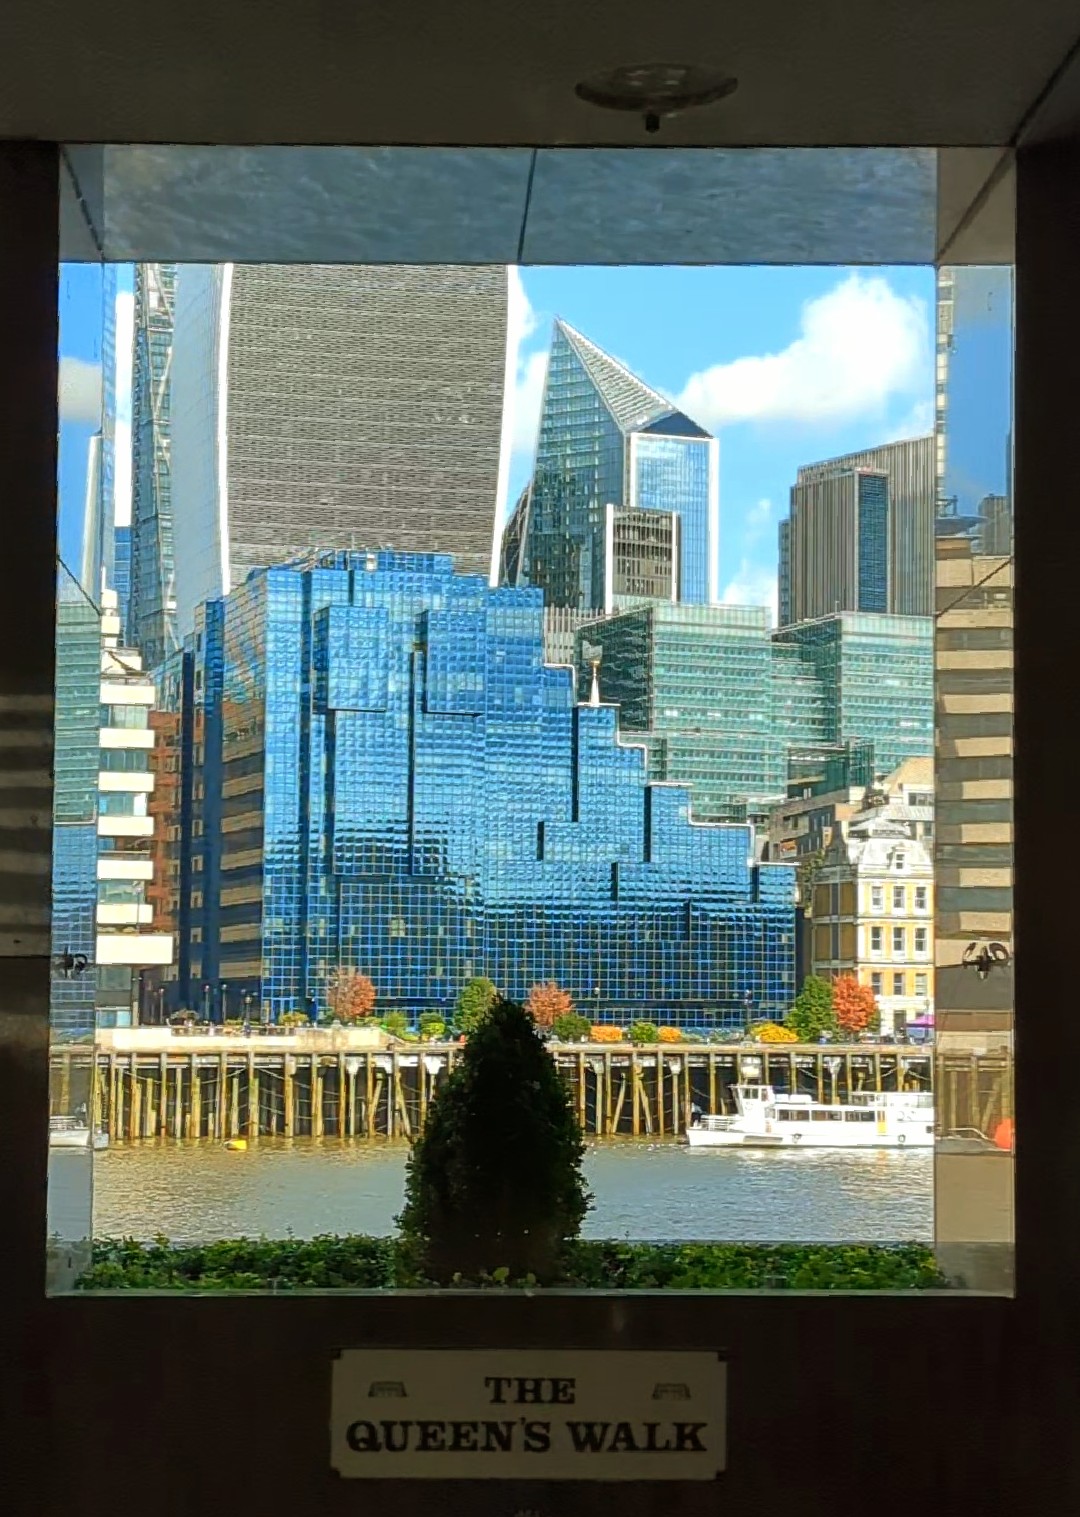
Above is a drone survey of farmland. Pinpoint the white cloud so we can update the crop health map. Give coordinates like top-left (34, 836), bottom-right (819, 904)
top-left (512, 348), bottom-right (548, 458)
top-left (676, 274), bottom-right (930, 432)
top-left (885, 396), bottom-right (934, 443)
top-left (721, 560), bottom-right (779, 627)
top-left (742, 495), bottom-right (774, 547)
top-left (112, 290), bottom-right (134, 527)
top-left (58, 356), bottom-right (102, 423)
top-left (493, 271), bottom-right (548, 569)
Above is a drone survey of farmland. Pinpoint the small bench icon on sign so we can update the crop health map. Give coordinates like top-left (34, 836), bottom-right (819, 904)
top-left (652, 1382), bottom-right (691, 1400)
top-left (367, 1381), bottom-right (408, 1397)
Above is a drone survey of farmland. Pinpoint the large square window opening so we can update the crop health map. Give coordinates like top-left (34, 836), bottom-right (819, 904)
top-left (45, 145), bottom-right (1014, 1296)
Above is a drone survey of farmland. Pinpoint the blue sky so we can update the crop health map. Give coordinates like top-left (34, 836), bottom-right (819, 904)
top-left (57, 264), bottom-right (133, 574)
top-left (505, 265), bottom-right (935, 617)
top-left (59, 263), bottom-right (934, 618)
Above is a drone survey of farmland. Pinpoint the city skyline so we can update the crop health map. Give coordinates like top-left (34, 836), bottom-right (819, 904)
top-left (59, 262), bottom-right (935, 626)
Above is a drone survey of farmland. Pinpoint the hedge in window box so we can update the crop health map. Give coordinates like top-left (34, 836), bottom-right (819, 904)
top-left (399, 997), bottom-right (590, 1283)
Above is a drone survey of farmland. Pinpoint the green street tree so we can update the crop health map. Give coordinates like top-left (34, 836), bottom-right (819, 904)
top-left (785, 975), bottom-right (838, 1043)
top-left (453, 976), bottom-right (498, 1036)
top-left (399, 997), bottom-right (591, 1282)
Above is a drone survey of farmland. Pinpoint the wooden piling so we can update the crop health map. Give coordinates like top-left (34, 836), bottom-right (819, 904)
top-left (313, 1055), bottom-right (324, 1140)
top-left (59, 1049), bottom-right (71, 1114)
top-left (128, 1063), bottom-right (140, 1141)
top-left (283, 1056), bottom-right (295, 1138)
top-left (190, 1060), bottom-right (201, 1139)
top-left (246, 1053), bottom-right (257, 1138)
top-left (337, 1053), bottom-right (347, 1138)
top-left (655, 1050), bottom-right (665, 1136)
top-left (709, 1053), bottom-right (718, 1116)
top-left (366, 1057), bottom-right (376, 1138)
top-left (611, 1071), bottom-right (628, 1134)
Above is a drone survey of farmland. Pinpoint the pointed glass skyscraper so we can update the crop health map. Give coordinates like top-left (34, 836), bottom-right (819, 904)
top-left (501, 319), bottom-right (718, 612)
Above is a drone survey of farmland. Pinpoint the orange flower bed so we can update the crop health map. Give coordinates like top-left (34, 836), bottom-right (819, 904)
top-left (657, 1026), bottom-right (685, 1043)
top-left (589, 1024), bottom-right (625, 1043)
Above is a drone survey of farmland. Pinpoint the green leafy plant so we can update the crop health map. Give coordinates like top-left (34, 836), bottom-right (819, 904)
top-left (452, 976), bottom-right (498, 1036)
top-left (418, 1013), bottom-right (446, 1041)
top-left (552, 1011), bottom-right (592, 1043)
top-left (399, 997), bottom-right (591, 1283)
top-left (380, 1010), bottom-right (409, 1037)
top-left (628, 1020), bottom-right (660, 1045)
top-left (78, 1236), bottom-right (947, 1292)
top-left (785, 975), bottom-right (838, 1042)
top-left (279, 1010), bottom-right (309, 1028)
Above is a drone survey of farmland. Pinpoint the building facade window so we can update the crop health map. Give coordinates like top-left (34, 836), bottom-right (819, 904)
top-left (871, 885), bottom-right (884, 911)
top-left (892, 971), bottom-right (905, 996)
top-left (870, 925), bottom-right (883, 954)
top-left (892, 884), bottom-right (905, 911)
top-left (892, 925), bottom-right (905, 954)
top-left (871, 971), bottom-right (883, 995)
top-left (915, 884), bottom-right (928, 911)
top-left (915, 926), bottom-right (928, 955)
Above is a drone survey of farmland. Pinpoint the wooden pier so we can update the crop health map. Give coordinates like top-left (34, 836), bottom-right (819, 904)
top-left (48, 1037), bottom-right (1012, 1143)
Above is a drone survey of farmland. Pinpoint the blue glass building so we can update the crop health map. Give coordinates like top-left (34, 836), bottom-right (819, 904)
top-left (183, 552), bottom-right (795, 1026)
top-left (500, 320), bottom-right (719, 612)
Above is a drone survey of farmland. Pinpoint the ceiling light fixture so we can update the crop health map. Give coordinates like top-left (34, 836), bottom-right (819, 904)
top-left (575, 63), bottom-right (739, 134)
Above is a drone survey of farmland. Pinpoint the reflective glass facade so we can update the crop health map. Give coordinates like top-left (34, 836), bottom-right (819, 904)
top-left (586, 604), bottom-right (930, 822)
top-left (503, 320), bottom-right (719, 611)
top-left (129, 263), bottom-right (178, 666)
top-left (184, 552), bottom-right (795, 1025)
top-left (51, 569), bottom-right (101, 1033)
top-left (775, 613), bottom-right (934, 776)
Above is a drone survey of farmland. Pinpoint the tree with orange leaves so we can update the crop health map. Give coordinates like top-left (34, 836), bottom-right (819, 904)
top-left (326, 968), bottom-right (377, 1024)
top-left (525, 981), bottom-right (573, 1029)
top-left (832, 974), bottom-right (879, 1039)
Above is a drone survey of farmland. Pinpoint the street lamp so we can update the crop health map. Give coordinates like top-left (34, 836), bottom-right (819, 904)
top-left (221, 980), bottom-right (229, 1021)
top-left (202, 983), bottom-right (210, 1022)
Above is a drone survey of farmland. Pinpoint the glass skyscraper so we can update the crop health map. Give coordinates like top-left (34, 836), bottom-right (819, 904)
top-left (501, 320), bottom-right (719, 612)
top-left (779, 437), bottom-right (935, 623)
top-left (774, 613), bottom-right (934, 776)
top-left (169, 264), bottom-right (509, 641)
top-left (51, 567), bottom-right (102, 1034)
top-left (181, 551), bottom-right (795, 1027)
top-left (584, 605), bottom-right (931, 823)
top-left (129, 262), bottom-right (178, 667)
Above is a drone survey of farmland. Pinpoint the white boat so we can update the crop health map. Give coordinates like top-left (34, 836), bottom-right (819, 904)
top-left (49, 1115), bottom-right (109, 1151)
top-left (686, 1084), bottom-right (934, 1150)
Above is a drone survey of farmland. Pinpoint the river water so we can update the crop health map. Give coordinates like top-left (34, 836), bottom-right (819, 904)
top-left (50, 1140), bottom-right (933, 1243)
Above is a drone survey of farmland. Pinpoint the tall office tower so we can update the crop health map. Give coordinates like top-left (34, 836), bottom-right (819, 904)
top-left (169, 264), bottom-right (508, 637)
top-left (501, 319), bottom-right (719, 612)
top-left (181, 551), bottom-right (795, 1027)
top-left (777, 516), bottom-right (792, 627)
top-left (780, 436), bottom-right (935, 622)
top-left (51, 566), bottom-right (101, 1034)
top-left (935, 266), bottom-right (1014, 550)
top-left (129, 263), bottom-right (177, 667)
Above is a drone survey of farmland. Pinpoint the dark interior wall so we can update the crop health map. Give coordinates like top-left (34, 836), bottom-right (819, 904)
top-left (1, 133), bottom-right (1080, 1512)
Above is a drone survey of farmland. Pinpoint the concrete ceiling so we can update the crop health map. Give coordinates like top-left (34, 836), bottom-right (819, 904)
top-left (3, 0), bottom-right (1080, 149)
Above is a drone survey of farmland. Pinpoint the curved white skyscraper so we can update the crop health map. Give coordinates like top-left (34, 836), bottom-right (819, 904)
top-left (170, 264), bottom-right (509, 636)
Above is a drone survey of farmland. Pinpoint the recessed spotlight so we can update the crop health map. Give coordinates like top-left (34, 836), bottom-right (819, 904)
top-left (575, 63), bottom-right (739, 133)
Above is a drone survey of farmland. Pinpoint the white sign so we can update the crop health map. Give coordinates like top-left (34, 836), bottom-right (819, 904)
top-left (330, 1349), bottom-right (726, 1481)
